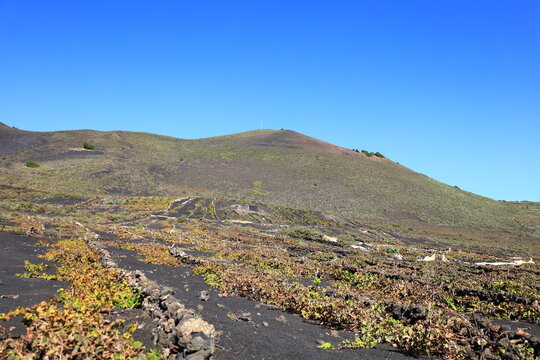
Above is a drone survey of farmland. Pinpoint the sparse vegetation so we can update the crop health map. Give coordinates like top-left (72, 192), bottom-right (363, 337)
top-left (361, 150), bottom-right (385, 158)
top-left (251, 180), bottom-right (268, 197)
top-left (83, 142), bottom-right (96, 150)
top-left (25, 160), bottom-right (40, 168)
top-left (0, 189), bottom-right (538, 359)
top-left (317, 342), bottom-right (334, 349)
top-left (281, 226), bottom-right (324, 241)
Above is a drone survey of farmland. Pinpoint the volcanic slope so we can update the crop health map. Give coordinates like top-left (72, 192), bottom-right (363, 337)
top-left (1, 122), bottom-right (539, 242)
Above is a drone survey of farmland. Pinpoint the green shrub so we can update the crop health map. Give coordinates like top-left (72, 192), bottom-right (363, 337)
top-left (83, 142), bottom-right (96, 150)
top-left (361, 150), bottom-right (385, 158)
top-left (25, 161), bottom-right (40, 168)
top-left (281, 226), bottom-right (324, 241)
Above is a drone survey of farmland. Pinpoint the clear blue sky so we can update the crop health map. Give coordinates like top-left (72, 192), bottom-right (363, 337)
top-left (1, 1), bottom-right (538, 201)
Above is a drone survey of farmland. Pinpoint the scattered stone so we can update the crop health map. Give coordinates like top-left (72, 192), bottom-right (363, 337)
top-left (155, 329), bottom-right (169, 348)
top-left (184, 353), bottom-right (207, 360)
top-left (167, 332), bottom-right (178, 345)
top-left (237, 312), bottom-right (252, 322)
top-left (163, 318), bottom-right (175, 333)
top-left (161, 286), bottom-right (175, 297)
top-left (350, 245), bottom-right (369, 251)
top-left (418, 253), bottom-right (443, 262)
top-left (142, 282), bottom-right (160, 297)
top-left (275, 315), bottom-right (288, 323)
top-left (187, 333), bottom-right (213, 352)
top-left (227, 311), bottom-right (252, 322)
top-left (176, 318), bottom-right (216, 338)
top-left (475, 258), bottom-right (534, 267)
top-left (322, 235), bottom-right (338, 243)
top-left (0, 294), bottom-right (19, 299)
top-left (198, 290), bottom-right (209, 301)
top-left (262, 321), bottom-right (269, 327)
top-left (477, 337), bottom-right (488, 347)
top-left (165, 301), bottom-right (184, 317)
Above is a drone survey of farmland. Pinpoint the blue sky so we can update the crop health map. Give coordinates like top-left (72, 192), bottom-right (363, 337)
top-left (0, 1), bottom-right (538, 201)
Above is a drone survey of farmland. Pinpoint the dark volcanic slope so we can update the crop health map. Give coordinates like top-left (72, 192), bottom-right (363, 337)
top-left (1, 124), bottom-right (539, 234)
top-left (0, 123), bottom-right (47, 155)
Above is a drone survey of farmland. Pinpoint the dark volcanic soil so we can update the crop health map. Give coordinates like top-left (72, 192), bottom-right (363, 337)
top-left (0, 233), bottom-right (67, 337)
top-left (34, 149), bottom-right (105, 162)
top-left (106, 246), bottom-right (424, 360)
top-left (0, 233), bottom-right (66, 312)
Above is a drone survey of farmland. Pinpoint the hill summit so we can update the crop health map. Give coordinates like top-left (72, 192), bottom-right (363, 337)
top-left (0, 124), bottom-right (539, 253)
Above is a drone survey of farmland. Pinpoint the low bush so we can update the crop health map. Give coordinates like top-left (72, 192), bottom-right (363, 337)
top-left (361, 150), bottom-right (385, 158)
top-left (25, 161), bottom-right (40, 168)
top-left (281, 226), bottom-right (324, 241)
top-left (83, 142), bottom-right (96, 150)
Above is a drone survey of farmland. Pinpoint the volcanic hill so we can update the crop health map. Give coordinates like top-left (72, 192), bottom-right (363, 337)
top-left (1, 122), bottom-right (539, 254)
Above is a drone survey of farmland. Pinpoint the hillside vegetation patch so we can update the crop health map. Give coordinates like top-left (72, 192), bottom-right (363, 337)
top-left (361, 150), bottom-right (385, 158)
top-left (281, 226), bottom-right (324, 241)
top-left (83, 142), bottom-right (96, 150)
top-left (25, 161), bottom-right (40, 168)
